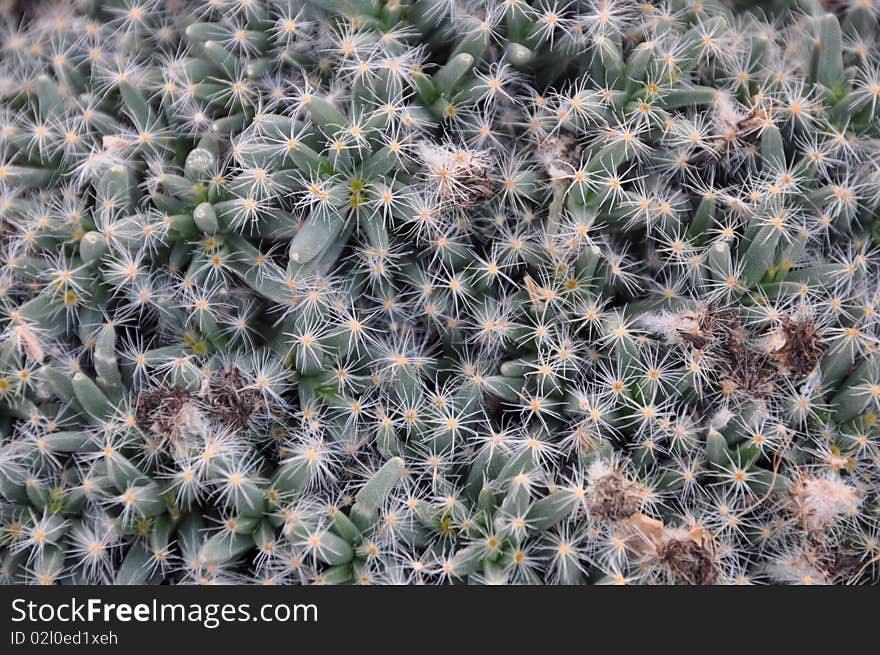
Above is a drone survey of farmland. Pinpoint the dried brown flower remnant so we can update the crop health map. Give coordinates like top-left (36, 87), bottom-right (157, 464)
top-left (657, 530), bottom-right (717, 585)
top-left (417, 142), bottom-right (493, 208)
top-left (617, 512), bottom-right (664, 559)
top-left (523, 274), bottom-right (554, 310)
top-left (818, 0), bottom-right (848, 17)
top-left (536, 133), bottom-right (582, 181)
top-left (586, 461), bottom-right (651, 521)
top-left (204, 367), bottom-right (259, 430)
top-left (718, 344), bottom-right (777, 399)
top-left (788, 473), bottom-right (860, 532)
top-left (9, 322), bottom-right (44, 363)
top-left (0, 218), bottom-right (17, 248)
top-left (816, 546), bottom-right (861, 583)
top-left (767, 545), bottom-right (860, 585)
top-left (669, 305), bottom-right (779, 398)
top-left (659, 307), bottom-right (824, 399)
top-left (614, 514), bottom-right (718, 584)
top-left (765, 317), bottom-right (825, 377)
top-left (135, 386), bottom-right (192, 438)
top-left (689, 93), bottom-right (779, 164)
top-left (672, 305), bottom-right (739, 350)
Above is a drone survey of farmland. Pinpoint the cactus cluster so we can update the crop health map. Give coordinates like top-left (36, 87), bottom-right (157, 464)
top-left (0, 0), bottom-right (879, 586)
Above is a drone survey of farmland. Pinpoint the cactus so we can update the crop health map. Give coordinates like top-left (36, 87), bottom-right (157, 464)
top-left (0, 0), bottom-right (878, 586)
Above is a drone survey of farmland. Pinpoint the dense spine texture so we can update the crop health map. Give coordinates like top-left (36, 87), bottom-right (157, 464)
top-left (0, 0), bottom-right (879, 586)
